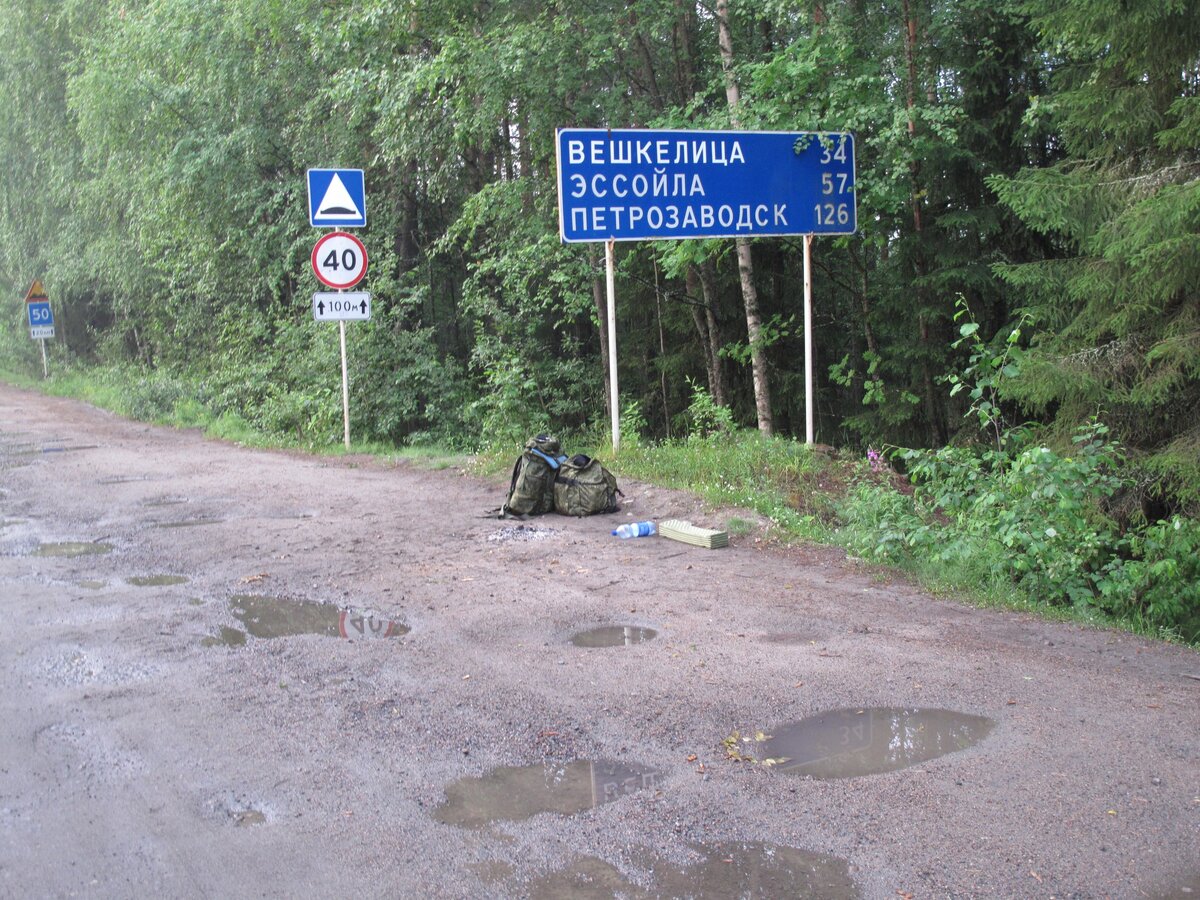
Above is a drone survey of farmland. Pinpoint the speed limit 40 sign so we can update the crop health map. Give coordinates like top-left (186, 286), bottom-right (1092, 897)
top-left (311, 231), bottom-right (368, 289)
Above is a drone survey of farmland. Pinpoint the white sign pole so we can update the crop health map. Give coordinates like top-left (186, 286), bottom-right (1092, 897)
top-left (40, 337), bottom-right (48, 379)
top-left (339, 318), bottom-right (351, 449)
top-left (803, 234), bottom-right (814, 445)
top-left (605, 239), bottom-right (620, 454)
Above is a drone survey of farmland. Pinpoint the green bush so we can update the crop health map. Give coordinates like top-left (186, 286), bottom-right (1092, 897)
top-left (838, 421), bottom-right (1200, 642)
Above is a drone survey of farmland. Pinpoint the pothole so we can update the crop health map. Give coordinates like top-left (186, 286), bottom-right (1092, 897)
top-left (34, 541), bottom-right (114, 558)
top-left (201, 626), bottom-right (247, 648)
top-left (232, 809), bottom-right (266, 827)
top-left (570, 625), bottom-right (657, 648)
top-left (224, 594), bottom-right (409, 641)
top-left (434, 759), bottom-right (661, 828)
top-left (758, 707), bottom-right (995, 779)
top-left (527, 842), bottom-right (857, 899)
top-left (488, 525), bottom-right (560, 543)
top-left (126, 575), bottom-right (189, 587)
top-left (760, 631), bottom-right (819, 645)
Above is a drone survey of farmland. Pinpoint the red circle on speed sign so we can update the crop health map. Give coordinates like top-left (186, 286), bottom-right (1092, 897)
top-left (311, 231), bottom-right (368, 289)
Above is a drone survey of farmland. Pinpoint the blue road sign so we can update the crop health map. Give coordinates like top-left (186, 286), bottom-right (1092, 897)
top-left (28, 300), bottom-right (54, 339)
top-left (556, 129), bottom-right (855, 243)
top-left (307, 169), bottom-right (366, 228)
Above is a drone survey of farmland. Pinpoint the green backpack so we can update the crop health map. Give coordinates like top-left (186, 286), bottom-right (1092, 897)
top-left (502, 435), bottom-right (567, 517)
top-left (554, 454), bottom-right (622, 516)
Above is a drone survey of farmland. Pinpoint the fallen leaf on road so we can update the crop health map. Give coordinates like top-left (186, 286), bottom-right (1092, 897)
top-left (1030, 870), bottom-right (1042, 883)
top-left (239, 573), bottom-right (269, 583)
top-left (687, 754), bottom-right (697, 762)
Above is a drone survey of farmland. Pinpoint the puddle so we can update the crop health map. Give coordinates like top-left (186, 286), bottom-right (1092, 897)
top-left (39, 445), bottom-right (100, 453)
top-left (571, 625), bottom-right (658, 648)
top-left (526, 856), bottom-right (634, 899)
top-left (526, 842), bottom-right (856, 899)
top-left (232, 809), bottom-right (266, 827)
top-left (488, 525), bottom-right (560, 543)
top-left (78, 580), bottom-right (107, 590)
top-left (227, 594), bottom-right (408, 641)
top-left (156, 518), bottom-right (223, 528)
top-left (1150, 871), bottom-right (1200, 899)
top-left (434, 759), bottom-right (661, 828)
top-left (202, 626), bottom-right (247, 648)
top-left (760, 631), bottom-right (818, 645)
top-left (34, 541), bottom-right (114, 558)
top-left (759, 707), bottom-right (995, 779)
top-left (143, 497), bottom-right (188, 508)
top-left (98, 475), bottom-right (150, 485)
top-left (654, 842), bottom-right (856, 899)
top-left (127, 575), bottom-right (189, 587)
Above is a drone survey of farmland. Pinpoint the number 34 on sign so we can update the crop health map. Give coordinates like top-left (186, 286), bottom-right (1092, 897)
top-left (311, 231), bottom-right (368, 289)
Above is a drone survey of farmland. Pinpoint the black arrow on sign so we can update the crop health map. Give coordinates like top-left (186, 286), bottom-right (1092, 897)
top-left (359, 300), bottom-right (367, 314)
top-left (317, 300), bottom-right (326, 315)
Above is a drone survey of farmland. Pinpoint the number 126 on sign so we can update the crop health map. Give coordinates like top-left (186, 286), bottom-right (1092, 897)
top-left (311, 231), bottom-right (368, 289)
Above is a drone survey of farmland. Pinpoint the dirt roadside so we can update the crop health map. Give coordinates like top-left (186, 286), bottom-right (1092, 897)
top-left (1, 382), bottom-right (1197, 899)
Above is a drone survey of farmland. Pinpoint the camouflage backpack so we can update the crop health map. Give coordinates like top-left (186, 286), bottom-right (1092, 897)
top-left (502, 435), bottom-right (567, 517)
top-left (553, 454), bottom-right (622, 517)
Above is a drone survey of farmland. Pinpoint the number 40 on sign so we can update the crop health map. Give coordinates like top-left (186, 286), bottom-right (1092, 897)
top-left (311, 231), bottom-right (368, 289)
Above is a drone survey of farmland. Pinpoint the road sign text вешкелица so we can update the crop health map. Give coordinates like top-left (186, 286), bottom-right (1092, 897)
top-left (555, 128), bottom-right (856, 243)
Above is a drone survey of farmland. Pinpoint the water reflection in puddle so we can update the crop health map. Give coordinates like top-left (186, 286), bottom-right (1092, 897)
top-left (434, 760), bottom-right (660, 828)
top-left (201, 627), bottom-right (247, 648)
top-left (127, 575), bottom-right (189, 587)
top-left (34, 542), bottom-right (114, 558)
top-left (571, 625), bottom-right (657, 648)
top-left (526, 842), bottom-right (856, 899)
top-left (226, 594), bottom-right (408, 641)
top-left (759, 707), bottom-right (995, 779)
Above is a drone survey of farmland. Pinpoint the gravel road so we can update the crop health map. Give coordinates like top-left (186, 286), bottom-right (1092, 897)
top-left (1, 383), bottom-right (1196, 899)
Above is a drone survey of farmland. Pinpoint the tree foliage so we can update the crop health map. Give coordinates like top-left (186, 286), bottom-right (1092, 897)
top-left (0, 0), bottom-right (1195, 512)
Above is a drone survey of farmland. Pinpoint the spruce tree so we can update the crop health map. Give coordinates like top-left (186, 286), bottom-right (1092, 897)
top-left (989, 0), bottom-right (1200, 511)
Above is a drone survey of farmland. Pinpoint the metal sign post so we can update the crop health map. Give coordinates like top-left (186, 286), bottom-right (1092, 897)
top-left (24, 280), bottom-right (54, 379)
top-left (309, 235), bottom-right (369, 451)
top-left (803, 234), bottom-right (814, 445)
top-left (307, 168), bottom-right (368, 450)
top-left (339, 316), bottom-right (351, 449)
top-left (605, 239), bottom-right (619, 452)
top-left (555, 128), bottom-right (856, 448)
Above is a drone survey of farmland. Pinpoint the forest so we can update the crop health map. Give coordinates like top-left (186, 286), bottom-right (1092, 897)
top-left (1, 1), bottom-right (1198, 637)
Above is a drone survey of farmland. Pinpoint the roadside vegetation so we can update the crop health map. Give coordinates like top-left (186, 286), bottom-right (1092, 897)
top-left (5, 364), bottom-right (1196, 647)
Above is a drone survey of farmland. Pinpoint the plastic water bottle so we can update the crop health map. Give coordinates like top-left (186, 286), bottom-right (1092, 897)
top-left (612, 521), bottom-right (656, 539)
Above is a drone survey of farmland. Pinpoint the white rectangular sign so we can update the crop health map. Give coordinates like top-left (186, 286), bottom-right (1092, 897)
top-left (313, 292), bottom-right (371, 322)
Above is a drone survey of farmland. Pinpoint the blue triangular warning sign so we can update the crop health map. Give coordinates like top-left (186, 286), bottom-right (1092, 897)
top-left (307, 169), bottom-right (366, 227)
